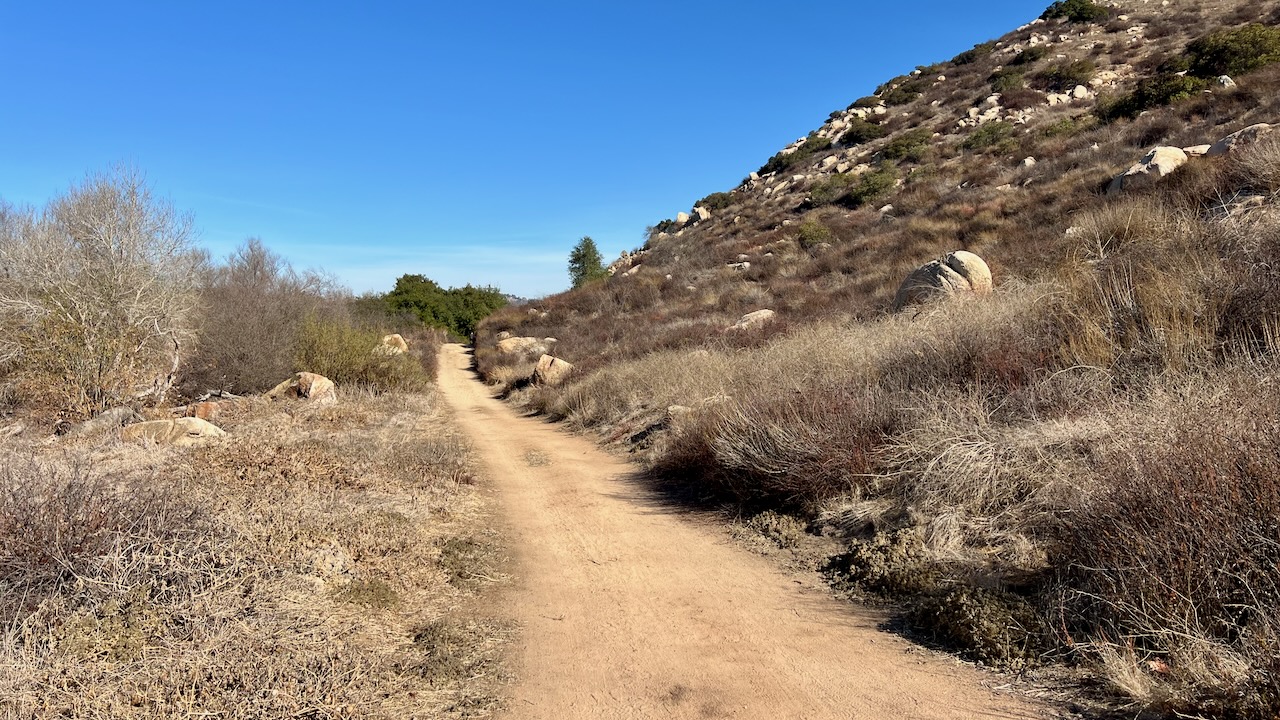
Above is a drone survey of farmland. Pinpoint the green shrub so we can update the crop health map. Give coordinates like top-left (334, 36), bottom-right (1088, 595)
top-left (795, 220), bottom-right (833, 249)
top-left (1186, 23), bottom-right (1280, 78)
top-left (1010, 46), bottom-right (1050, 65)
top-left (989, 68), bottom-right (1025, 93)
top-left (1041, 115), bottom-right (1094, 138)
top-left (649, 218), bottom-right (680, 236)
top-left (758, 135), bottom-right (833, 175)
top-left (882, 128), bottom-right (933, 161)
top-left (1095, 73), bottom-right (1208, 122)
top-left (808, 164), bottom-right (898, 208)
top-left (909, 587), bottom-right (1052, 670)
top-left (294, 315), bottom-right (431, 392)
top-left (697, 191), bottom-right (735, 211)
top-left (849, 96), bottom-right (881, 109)
top-left (1041, 0), bottom-right (1110, 23)
top-left (881, 79), bottom-right (929, 106)
top-left (962, 121), bottom-right (1017, 152)
top-left (1035, 59), bottom-right (1096, 91)
top-left (384, 274), bottom-right (506, 338)
top-left (952, 41), bottom-right (997, 65)
top-left (839, 117), bottom-right (888, 145)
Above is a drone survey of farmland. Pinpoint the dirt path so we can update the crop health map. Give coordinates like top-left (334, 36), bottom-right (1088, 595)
top-left (437, 344), bottom-right (1054, 720)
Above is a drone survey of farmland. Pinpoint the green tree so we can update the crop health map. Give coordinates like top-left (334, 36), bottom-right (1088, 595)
top-left (568, 236), bottom-right (607, 289)
top-left (384, 274), bottom-right (506, 338)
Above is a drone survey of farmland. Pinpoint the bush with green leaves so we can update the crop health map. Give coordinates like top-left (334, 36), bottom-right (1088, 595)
top-left (952, 41), bottom-right (997, 66)
top-left (989, 68), bottom-right (1025, 93)
top-left (384, 274), bottom-right (507, 337)
top-left (758, 135), bottom-right (833, 175)
top-left (1095, 74), bottom-right (1208, 122)
top-left (1035, 59), bottom-right (1096, 91)
top-left (810, 163), bottom-right (898, 209)
top-left (1040, 0), bottom-right (1110, 23)
top-left (849, 96), bottom-right (881, 110)
top-left (795, 220), bottom-right (833, 249)
top-left (697, 191), bottom-right (735, 212)
top-left (882, 128), bottom-right (933, 161)
top-left (880, 78), bottom-right (930, 106)
top-left (839, 117), bottom-right (888, 145)
top-left (1010, 46), bottom-right (1049, 66)
top-left (293, 314), bottom-right (431, 392)
top-left (1041, 115), bottom-right (1094, 138)
top-left (1186, 23), bottom-right (1280, 79)
top-left (962, 121), bottom-right (1018, 152)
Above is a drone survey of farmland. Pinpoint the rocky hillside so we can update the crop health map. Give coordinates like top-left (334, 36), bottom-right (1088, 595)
top-left (476, 1), bottom-right (1280, 716)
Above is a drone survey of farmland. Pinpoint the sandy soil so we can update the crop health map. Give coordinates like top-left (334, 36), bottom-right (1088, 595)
top-left (437, 344), bottom-right (1056, 720)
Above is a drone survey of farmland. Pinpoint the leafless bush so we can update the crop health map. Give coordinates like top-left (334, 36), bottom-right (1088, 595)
top-left (0, 452), bottom-right (197, 613)
top-left (0, 168), bottom-right (203, 415)
top-left (1055, 367), bottom-right (1280, 716)
top-left (181, 238), bottom-right (336, 395)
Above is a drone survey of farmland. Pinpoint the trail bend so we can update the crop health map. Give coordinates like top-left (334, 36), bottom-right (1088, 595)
top-left (437, 343), bottom-right (1054, 720)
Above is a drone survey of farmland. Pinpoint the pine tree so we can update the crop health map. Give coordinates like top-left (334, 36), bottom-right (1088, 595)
top-left (568, 236), bottom-right (607, 289)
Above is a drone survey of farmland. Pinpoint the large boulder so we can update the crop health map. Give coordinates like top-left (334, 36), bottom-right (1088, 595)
top-left (1107, 146), bottom-right (1189, 194)
top-left (533, 355), bottom-right (574, 386)
top-left (1207, 123), bottom-right (1274, 157)
top-left (944, 250), bottom-right (992, 296)
top-left (496, 336), bottom-right (549, 356)
top-left (892, 250), bottom-right (994, 312)
top-left (66, 407), bottom-right (143, 437)
top-left (730, 309), bottom-right (777, 331)
top-left (377, 333), bottom-right (409, 355)
top-left (122, 417), bottom-right (225, 447)
top-left (267, 372), bottom-right (337, 405)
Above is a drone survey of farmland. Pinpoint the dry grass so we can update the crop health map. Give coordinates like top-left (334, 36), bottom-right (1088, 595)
top-left (0, 384), bottom-right (506, 718)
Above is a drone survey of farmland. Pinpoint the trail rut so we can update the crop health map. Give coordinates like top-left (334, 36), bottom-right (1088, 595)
top-left (437, 344), bottom-right (1054, 719)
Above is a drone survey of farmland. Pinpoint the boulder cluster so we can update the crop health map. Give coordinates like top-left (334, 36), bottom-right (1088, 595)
top-left (1108, 123), bottom-right (1273, 195)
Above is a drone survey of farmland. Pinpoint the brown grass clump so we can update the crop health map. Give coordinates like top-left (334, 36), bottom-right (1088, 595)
top-left (0, 383), bottom-right (505, 718)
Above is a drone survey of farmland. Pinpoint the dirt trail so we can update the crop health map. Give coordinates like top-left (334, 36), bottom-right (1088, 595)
top-left (437, 344), bottom-right (1053, 720)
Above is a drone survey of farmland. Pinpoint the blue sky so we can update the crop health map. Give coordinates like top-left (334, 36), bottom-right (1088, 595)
top-left (0, 1), bottom-right (1044, 298)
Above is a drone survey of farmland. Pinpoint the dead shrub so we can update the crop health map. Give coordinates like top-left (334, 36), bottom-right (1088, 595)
top-left (0, 169), bottom-right (202, 416)
top-left (1055, 370), bottom-right (1280, 716)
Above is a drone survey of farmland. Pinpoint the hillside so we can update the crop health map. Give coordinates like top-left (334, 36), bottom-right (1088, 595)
top-left (475, 0), bottom-right (1280, 716)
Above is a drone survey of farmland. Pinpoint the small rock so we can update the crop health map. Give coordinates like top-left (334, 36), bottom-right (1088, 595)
top-left (1183, 144), bottom-right (1212, 157)
top-left (1217, 75), bottom-right (1236, 89)
top-left (1021, 157), bottom-right (1037, 168)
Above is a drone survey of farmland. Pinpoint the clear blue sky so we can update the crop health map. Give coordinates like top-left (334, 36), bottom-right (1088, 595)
top-left (0, 1), bottom-right (1044, 298)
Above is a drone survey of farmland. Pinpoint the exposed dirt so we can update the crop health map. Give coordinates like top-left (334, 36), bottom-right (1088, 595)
top-left (437, 343), bottom-right (1058, 720)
